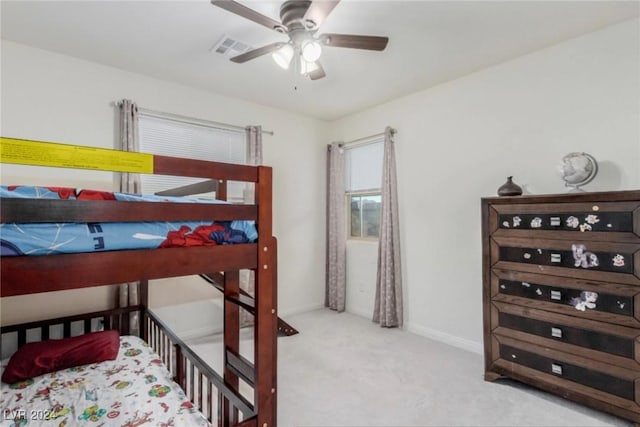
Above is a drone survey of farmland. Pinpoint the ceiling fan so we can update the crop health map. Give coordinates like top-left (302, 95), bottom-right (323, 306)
top-left (210, 0), bottom-right (389, 80)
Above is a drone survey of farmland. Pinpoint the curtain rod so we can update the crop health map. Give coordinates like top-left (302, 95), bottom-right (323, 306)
top-left (340, 128), bottom-right (397, 149)
top-left (115, 102), bottom-right (274, 136)
top-left (139, 108), bottom-right (275, 136)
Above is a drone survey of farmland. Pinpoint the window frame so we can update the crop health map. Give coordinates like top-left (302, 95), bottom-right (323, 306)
top-left (347, 189), bottom-right (382, 241)
top-left (343, 136), bottom-right (384, 242)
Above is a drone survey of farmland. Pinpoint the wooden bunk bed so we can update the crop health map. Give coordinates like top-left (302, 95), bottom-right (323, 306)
top-left (0, 139), bottom-right (278, 427)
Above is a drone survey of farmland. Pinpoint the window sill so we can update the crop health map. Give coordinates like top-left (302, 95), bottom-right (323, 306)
top-left (347, 238), bottom-right (379, 245)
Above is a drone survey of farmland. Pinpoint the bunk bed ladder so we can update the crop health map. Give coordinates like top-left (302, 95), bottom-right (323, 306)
top-left (221, 167), bottom-right (278, 427)
top-left (222, 270), bottom-right (243, 426)
top-left (153, 167), bottom-right (278, 426)
top-left (199, 272), bottom-right (298, 337)
top-left (254, 166), bottom-right (278, 427)
top-left (159, 178), bottom-right (297, 338)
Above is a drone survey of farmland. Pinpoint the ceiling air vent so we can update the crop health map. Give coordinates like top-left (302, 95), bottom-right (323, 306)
top-left (211, 35), bottom-right (253, 58)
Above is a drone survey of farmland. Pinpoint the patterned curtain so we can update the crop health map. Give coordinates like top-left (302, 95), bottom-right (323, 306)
top-left (326, 142), bottom-right (346, 312)
top-left (118, 99), bottom-right (141, 335)
top-left (119, 99), bottom-right (140, 194)
top-left (246, 125), bottom-right (263, 167)
top-left (240, 125), bottom-right (263, 326)
top-left (373, 127), bottom-right (403, 327)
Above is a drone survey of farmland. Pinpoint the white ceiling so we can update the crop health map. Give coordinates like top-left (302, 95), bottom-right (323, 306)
top-left (1, 1), bottom-right (638, 121)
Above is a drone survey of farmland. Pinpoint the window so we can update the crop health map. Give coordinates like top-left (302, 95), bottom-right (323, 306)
top-left (344, 138), bottom-right (384, 240)
top-left (138, 113), bottom-right (245, 200)
top-left (349, 193), bottom-right (382, 238)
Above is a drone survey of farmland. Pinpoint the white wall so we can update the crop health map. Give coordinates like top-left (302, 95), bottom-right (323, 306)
top-left (1, 40), bottom-right (327, 324)
top-left (328, 19), bottom-right (640, 353)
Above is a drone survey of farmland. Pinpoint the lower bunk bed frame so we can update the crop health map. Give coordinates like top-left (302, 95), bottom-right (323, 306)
top-left (0, 141), bottom-right (278, 427)
top-left (1, 304), bottom-right (261, 426)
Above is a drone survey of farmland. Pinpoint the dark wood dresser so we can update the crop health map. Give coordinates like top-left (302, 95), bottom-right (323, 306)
top-left (481, 190), bottom-right (640, 423)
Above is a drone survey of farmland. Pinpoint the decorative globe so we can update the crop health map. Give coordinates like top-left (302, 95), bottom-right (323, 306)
top-left (558, 152), bottom-right (598, 192)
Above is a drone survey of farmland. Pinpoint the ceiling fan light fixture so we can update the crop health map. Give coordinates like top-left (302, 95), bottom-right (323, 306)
top-left (299, 59), bottom-right (319, 75)
top-left (210, 0), bottom-right (389, 81)
top-left (301, 39), bottom-right (322, 62)
top-left (272, 43), bottom-right (294, 69)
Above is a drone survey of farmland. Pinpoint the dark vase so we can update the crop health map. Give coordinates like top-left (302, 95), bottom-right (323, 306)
top-left (497, 176), bottom-right (523, 196)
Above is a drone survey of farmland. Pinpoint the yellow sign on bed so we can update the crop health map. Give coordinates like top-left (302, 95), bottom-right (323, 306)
top-left (0, 137), bottom-right (154, 173)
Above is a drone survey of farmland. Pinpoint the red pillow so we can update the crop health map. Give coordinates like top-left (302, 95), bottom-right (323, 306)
top-left (1, 330), bottom-right (120, 384)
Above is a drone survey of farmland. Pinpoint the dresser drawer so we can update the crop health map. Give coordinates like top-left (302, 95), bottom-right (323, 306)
top-left (489, 335), bottom-right (640, 414)
top-left (491, 301), bottom-right (640, 370)
top-left (490, 270), bottom-right (640, 328)
top-left (499, 343), bottom-right (635, 401)
top-left (491, 236), bottom-right (640, 285)
top-left (498, 310), bottom-right (634, 358)
top-left (488, 201), bottom-right (640, 241)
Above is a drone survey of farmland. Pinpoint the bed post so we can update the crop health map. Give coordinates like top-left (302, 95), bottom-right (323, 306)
top-left (223, 270), bottom-right (241, 426)
top-left (255, 166), bottom-right (277, 427)
top-left (218, 180), bottom-right (228, 202)
top-left (139, 279), bottom-right (149, 341)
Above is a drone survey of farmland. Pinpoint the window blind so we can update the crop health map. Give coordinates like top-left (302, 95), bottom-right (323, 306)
top-left (345, 139), bottom-right (384, 192)
top-left (138, 114), bottom-right (246, 199)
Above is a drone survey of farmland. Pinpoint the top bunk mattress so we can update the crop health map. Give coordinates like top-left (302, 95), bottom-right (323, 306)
top-left (0, 186), bottom-right (257, 257)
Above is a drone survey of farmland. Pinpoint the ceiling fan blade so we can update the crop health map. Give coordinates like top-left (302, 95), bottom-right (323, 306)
top-left (211, 0), bottom-right (284, 32)
top-left (230, 42), bottom-right (286, 63)
top-left (319, 33), bottom-right (388, 51)
top-left (307, 62), bottom-right (326, 80)
top-left (302, 0), bottom-right (340, 29)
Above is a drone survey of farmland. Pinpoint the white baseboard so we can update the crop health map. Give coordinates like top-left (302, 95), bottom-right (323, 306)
top-left (405, 321), bottom-right (483, 354)
top-left (346, 305), bottom-right (373, 320)
top-left (345, 307), bottom-right (482, 355)
top-left (279, 303), bottom-right (324, 318)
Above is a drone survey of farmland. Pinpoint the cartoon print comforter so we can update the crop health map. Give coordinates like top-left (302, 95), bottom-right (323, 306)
top-left (0, 186), bottom-right (258, 257)
top-left (0, 335), bottom-right (211, 426)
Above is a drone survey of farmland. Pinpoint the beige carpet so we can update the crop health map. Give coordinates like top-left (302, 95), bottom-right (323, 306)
top-left (183, 308), bottom-right (630, 427)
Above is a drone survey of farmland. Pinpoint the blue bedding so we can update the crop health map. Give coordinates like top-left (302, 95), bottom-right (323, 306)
top-left (0, 185), bottom-right (258, 257)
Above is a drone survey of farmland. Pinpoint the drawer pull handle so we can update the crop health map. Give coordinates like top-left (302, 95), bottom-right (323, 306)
top-left (551, 363), bottom-right (563, 375)
top-left (550, 217), bottom-right (561, 226)
top-left (551, 327), bottom-right (563, 338)
top-left (551, 253), bottom-right (562, 263)
top-left (550, 290), bottom-right (562, 301)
